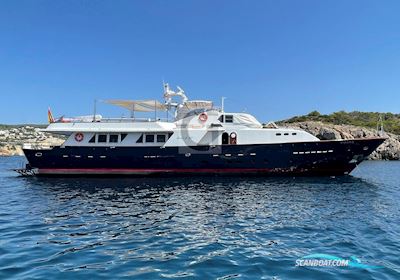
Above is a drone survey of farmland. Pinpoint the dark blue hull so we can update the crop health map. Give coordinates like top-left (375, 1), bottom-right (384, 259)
top-left (22, 138), bottom-right (385, 176)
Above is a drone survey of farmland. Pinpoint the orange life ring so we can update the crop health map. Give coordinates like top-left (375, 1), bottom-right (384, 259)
top-left (199, 112), bottom-right (208, 122)
top-left (75, 133), bottom-right (84, 142)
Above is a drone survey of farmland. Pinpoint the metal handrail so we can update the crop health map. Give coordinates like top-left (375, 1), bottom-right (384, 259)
top-left (55, 117), bottom-right (170, 124)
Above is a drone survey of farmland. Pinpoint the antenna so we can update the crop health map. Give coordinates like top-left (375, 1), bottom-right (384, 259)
top-left (93, 99), bottom-right (97, 122)
top-left (221, 97), bottom-right (226, 113)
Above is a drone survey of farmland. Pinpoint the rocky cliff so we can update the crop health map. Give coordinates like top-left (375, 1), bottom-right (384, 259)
top-left (0, 126), bottom-right (65, 156)
top-left (281, 121), bottom-right (400, 160)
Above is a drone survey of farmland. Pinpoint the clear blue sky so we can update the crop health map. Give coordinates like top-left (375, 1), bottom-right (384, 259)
top-left (1, 0), bottom-right (399, 124)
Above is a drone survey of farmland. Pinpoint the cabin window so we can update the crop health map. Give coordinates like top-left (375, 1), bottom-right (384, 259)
top-left (222, 132), bottom-right (229, 145)
top-left (145, 134), bottom-right (155, 143)
top-left (225, 115), bottom-right (233, 123)
top-left (292, 133), bottom-right (297, 135)
top-left (136, 134), bottom-right (143, 143)
top-left (284, 133), bottom-right (289, 136)
top-left (121, 133), bottom-right (128, 141)
top-left (109, 134), bottom-right (119, 143)
top-left (157, 135), bottom-right (166, 143)
top-left (89, 135), bottom-right (96, 143)
top-left (276, 133), bottom-right (281, 136)
top-left (168, 132), bottom-right (173, 139)
top-left (218, 115), bottom-right (224, 122)
top-left (98, 134), bottom-right (107, 143)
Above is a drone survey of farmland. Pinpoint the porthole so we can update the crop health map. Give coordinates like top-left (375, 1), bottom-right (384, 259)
top-left (363, 146), bottom-right (369, 151)
top-left (35, 152), bottom-right (42, 157)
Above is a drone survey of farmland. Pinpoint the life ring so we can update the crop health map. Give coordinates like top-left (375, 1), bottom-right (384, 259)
top-left (230, 132), bottom-right (237, 144)
top-left (199, 112), bottom-right (208, 122)
top-left (75, 133), bottom-right (84, 142)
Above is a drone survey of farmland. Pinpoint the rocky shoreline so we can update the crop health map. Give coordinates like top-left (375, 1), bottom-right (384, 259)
top-left (281, 121), bottom-right (400, 160)
top-left (0, 123), bottom-right (399, 160)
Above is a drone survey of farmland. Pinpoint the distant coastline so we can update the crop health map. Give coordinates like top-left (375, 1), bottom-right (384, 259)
top-left (0, 126), bottom-right (64, 156)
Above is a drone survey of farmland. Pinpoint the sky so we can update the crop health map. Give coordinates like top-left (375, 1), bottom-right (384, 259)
top-left (0, 0), bottom-right (399, 124)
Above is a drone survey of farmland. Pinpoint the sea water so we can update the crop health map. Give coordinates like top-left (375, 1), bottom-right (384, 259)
top-left (0, 157), bottom-right (399, 279)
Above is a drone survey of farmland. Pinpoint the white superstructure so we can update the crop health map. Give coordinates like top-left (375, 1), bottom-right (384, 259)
top-left (41, 84), bottom-right (319, 148)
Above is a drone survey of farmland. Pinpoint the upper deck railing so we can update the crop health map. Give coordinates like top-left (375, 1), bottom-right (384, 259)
top-left (54, 117), bottom-right (171, 124)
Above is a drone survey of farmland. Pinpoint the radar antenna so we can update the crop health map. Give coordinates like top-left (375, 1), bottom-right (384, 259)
top-left (163, 83), bottom-right (188, 107)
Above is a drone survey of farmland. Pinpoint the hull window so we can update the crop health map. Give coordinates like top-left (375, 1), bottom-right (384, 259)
top-left (157, 135), bottom-right (166, 143)
top-left (146, 134), bottom-right (155, 143)
top-left (98, 134), bottom-right (107, 143)
top-left (222, 132), bottom-right (229, 145)
top-left (109, 134), bottom-right (119, 143)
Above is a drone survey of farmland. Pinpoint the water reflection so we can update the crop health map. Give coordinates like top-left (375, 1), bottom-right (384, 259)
top-left (3, 173), bottom-right (397, 279)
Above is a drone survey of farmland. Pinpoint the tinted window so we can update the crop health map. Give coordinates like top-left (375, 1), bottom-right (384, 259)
top-left (136, 134), bottom-right (143, 143)
top-left (89, 135), bottom-right (96, 143)
top-left (225, 115), bottom-right (233, 123)
top-left (98, 134), bottom-right (107, 143)
top-left (157, 135), bottom-right (166, 143)
top-left (145, 134), bottom-right (154, 143)
top-left (121, 133), bottom-right (128, 141)
top-left (276, 133), bottom-right (281, 136)
top-left (109, 134), bottom-right (119, 143)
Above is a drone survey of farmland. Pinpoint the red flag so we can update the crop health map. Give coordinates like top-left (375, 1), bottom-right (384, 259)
top-left (48, 107), bottom-right (55, 123)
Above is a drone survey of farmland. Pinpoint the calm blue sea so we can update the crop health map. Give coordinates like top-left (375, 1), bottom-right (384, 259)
top-left (0, 157), bottom-right (399, 279)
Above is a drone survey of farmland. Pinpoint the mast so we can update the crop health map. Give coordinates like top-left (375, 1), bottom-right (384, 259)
top-left (221, 97), bottom-right (226, 113)
top-left (92, 99), bottom-right (97, 122)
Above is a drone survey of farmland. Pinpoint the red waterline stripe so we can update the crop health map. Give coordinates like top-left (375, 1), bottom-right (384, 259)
top-left (39, 168), bottom-right (272, 174)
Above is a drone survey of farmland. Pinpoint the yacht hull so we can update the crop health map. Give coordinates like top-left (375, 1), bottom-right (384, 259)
top-left (22, 138), bottom-right (385, 176)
